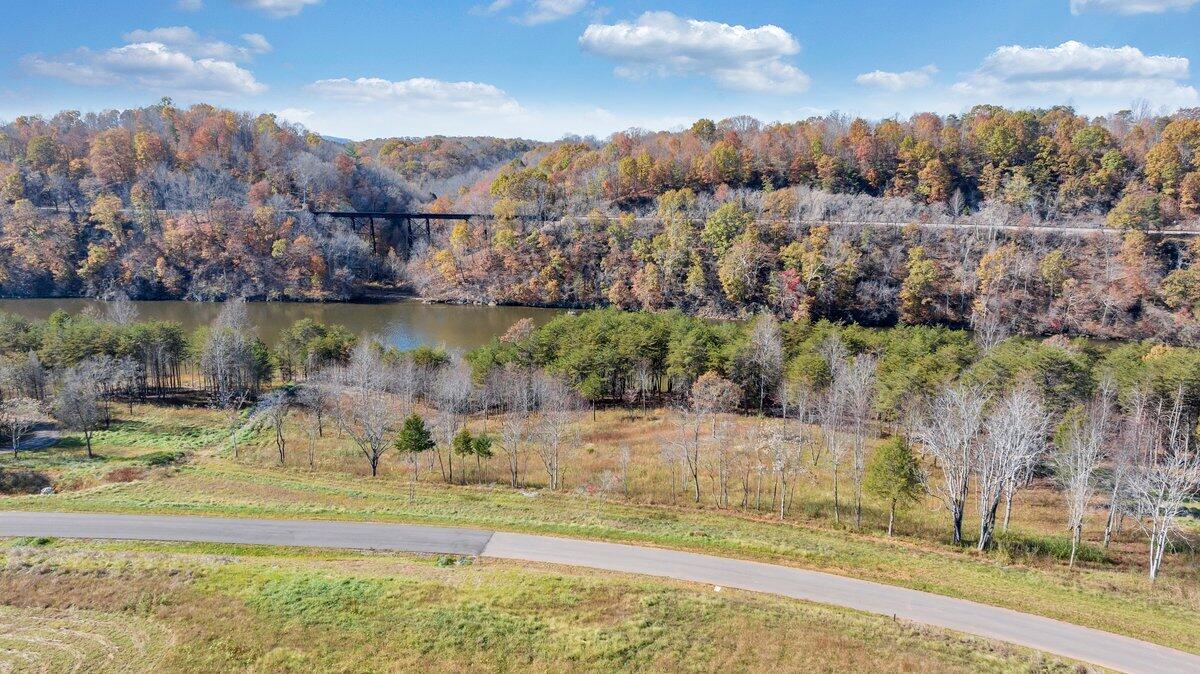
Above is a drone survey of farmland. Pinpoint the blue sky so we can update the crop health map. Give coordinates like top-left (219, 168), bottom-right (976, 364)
top-left (3, 0), bottom-right (1200, 140)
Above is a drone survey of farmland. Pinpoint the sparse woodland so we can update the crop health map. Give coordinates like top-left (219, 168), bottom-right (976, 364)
top-left (1, 303), bottom-right (1198, 583)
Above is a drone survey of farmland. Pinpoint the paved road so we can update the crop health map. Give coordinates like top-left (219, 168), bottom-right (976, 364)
top-left (2, 512), bottom-right (1197, 674)
top-left (0, 512), bottom-right (493, 555)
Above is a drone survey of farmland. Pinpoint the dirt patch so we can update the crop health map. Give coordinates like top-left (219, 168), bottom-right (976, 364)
top-left (0, 469), bottom-right (51, 495)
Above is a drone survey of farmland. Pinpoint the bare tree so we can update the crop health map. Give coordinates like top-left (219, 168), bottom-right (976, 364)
top-left (914, 384), bottom-right (989, 544)
top-left (52, 367), bottom-right (104, 458)
top-left (675, 372), bottom-right (740, 502)
top-left (535, 373), bottom-right (578, 491)
top-left (1104, 386), bottom-right (1151, 548)
top-left (741, 313), bottom-right (784, 412)
top-left (1, 352), bottom-right (47, 401)
top-left (255, 389), bottom-right (292, 464)
top-left (327, 343), bottom-right (396, 477)
top-left (432, 358), bottom-right (474, 483)
top-left (664, 408), bottom-right (704, 504)
top-left (499, 365), bottom-right (536, 487)
top-left (843, 354), bottom-right (877, 528)
top-left (1052, 382), bottom-right (1115, 566)
top-left (0, 396), bottom-right (41, 457)
top-left (976, 383), bottom-right (1049, 551)
top-left (103, 291), bottom-right (139, 325)
top-left (199, 299), bottom-right (259, 450)
top-left (632, 359), bottom-right (655, 418)
top-left (770, 381), bottom-right (813, 519)
top-left (296, 384), bottom-right (330, 468)
top-left (1126, 388), bottom-right (1200, 582)
top-left (818, 340), bottom-right (850, 523)
top-left (814, 335), bottom-right (847, 481)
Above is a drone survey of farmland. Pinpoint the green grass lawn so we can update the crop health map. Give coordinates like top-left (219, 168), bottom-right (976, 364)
top-left (0, 538), bottom-right (1080, 673)
top-left (2, 404), bottom-right (1198, 657)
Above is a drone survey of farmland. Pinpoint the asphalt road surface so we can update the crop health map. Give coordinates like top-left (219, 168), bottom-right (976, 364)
top-left (2, 511), bottom-right (1196, 674)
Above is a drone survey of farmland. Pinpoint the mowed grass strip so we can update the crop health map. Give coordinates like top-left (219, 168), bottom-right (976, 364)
top-left (0, 539), bottom-right (1080, 673)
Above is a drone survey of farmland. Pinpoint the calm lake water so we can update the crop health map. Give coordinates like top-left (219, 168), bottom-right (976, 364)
top-left (0, 299), bottom-right (564, 352)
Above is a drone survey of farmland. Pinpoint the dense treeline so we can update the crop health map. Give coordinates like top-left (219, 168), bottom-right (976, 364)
top-left (6, 103), bottom-right (1200, 342)
top-left (455, 106), bottom-right (1200, 219)
top-left (355, 135), bottom-right (537, 189)
top-left (0, 102), bottom-right (530, 301)
top-left (415, 202), bottom-right (1200, 341)
top-left (415, 106), bottom-right (1200, 342)
top-left (470, 309), bottom-right (1200, 419)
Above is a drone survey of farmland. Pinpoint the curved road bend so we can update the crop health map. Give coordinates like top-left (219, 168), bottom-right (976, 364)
top-left (1, 511), bottom-right (1196, 674)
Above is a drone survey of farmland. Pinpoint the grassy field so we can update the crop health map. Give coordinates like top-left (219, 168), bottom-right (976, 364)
top-left (1, 402), bottom-right (1198, 657)
top-left (0, 537), bottom-right (1081, 673)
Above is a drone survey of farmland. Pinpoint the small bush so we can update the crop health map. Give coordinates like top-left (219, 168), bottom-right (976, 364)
top-left (9, 536), bottom-right (54, 547)
top-left (141, 450), bottom-right (188, 467)
top-left (994, 532), bottom-right (1109, 565)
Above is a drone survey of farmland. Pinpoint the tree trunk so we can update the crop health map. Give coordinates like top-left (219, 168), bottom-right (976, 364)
top-left (887, 500), bottom-right (896, 536)
top-left (832, 465), bottom-right (840, 525)
top-left (1002, 483), bottom-right (1014, 532)
top-left (977, 499), bottom-right (1001, 551)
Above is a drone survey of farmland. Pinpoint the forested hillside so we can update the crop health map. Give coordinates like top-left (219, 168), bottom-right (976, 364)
top-left (0, 101), bottom-right (536, 301)
top-left (3, 102), bottom-right (1200, 340)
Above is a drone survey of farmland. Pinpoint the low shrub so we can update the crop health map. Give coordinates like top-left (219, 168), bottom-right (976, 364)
top-left (994, 531), bottom-right (1109, 565)
top-left (141, 450), bottom-right (188, 467)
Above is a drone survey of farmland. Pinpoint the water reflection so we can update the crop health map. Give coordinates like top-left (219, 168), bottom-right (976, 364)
top-left (0, 299), bottom-right (564, 352)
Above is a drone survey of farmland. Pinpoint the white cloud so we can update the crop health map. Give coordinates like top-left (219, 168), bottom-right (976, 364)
top-left (1069, 0), bottom-right (1197, 14)
top-left (241, 33), bottom-right (273, 54)
top-left (473, 0), bottom-right (587, 24)
top-left (235, 0), bottom-right (322, 18)
top-left (120, 26), bottom-right (270, 61)
top-left (855, 65), bottom-right (937, 92)
top-left (307, 77), bottom-right (523, 115)
top-left (23, 32), bottom-right (266, 96)
top-left (276, 107), bottom-right (314, 124)
top-left (524, 0), bottom-right (587, 25)
top-left (580, 11), bottom-right (809, 94)
top-left (953, 41), bottom-right (1197, 110)
top-left (176, 0), bottom-right (204, 10)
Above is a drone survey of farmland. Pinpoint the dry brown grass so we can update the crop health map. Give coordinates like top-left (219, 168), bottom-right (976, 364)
top-left (0, 540), bottom-right (1081, 673)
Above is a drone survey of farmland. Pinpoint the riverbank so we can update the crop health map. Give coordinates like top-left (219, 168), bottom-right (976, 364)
top-left (0, 297), bottom-right (564, 351)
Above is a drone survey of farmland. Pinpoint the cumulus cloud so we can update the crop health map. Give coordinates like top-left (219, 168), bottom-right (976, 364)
top-left (855, 65), bottom-right (937, 92)
top-left (120, 26), bottom-right (271, 61)
top-left (1069, 0), bottom-right (1197, 14)
top-left (579, 11), bottom-right (809, 94)
top-left (952, 41), bottom-right (1197, 110)
top-left (235, 0), bottom-right (322, 18)
top-left (307, 77), bottom-right (523, 115)
top-left (22, 30), bottom-right (266, 95)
